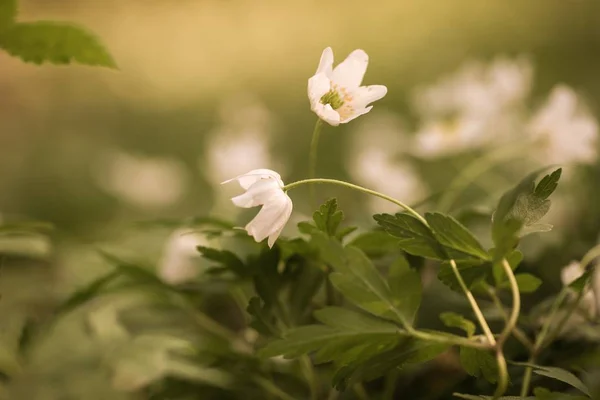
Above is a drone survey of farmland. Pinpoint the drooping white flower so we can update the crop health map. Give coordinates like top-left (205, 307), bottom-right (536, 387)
top-left (561, 261), bottom-right (597, 318)
top-left (527, 85), bottom-right (598, 166)
top-left (308, 47), bottom-right (387, 126)
top-left (223, 169), bottom-right (292, 247)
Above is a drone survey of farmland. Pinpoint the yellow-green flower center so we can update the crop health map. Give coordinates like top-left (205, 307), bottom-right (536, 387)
top-left (320, 90), bottom-right (345, 110)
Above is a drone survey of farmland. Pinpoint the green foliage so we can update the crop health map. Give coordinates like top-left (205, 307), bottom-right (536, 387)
top-left (499, 273), bottom-right (542, 293)
top-left (438, 260), bottom-right (491, 292)
top-left (425, 212), bottom-right (490, 260)
top-left (0, 0), bottom-right (16, 29)
top-left (373, 213), bottom-right (445, 259)
top-left (313, 234), bottom-right (420, 326)
top-left (198, 246), bottom-right (247, 276)
top-left (0, 22), bottom-right (117, 68)
top-left (522, 365), bottom-right (591, 397)
top-left (313, 198), bottom-right (344, 237)
top-left (348, 230), bottom-right (400, 257)
top-left (569, 268), bottom-right (594, 293)
top-left (55, 270), bottom-right (120, 316)
top-left (492, 249), bottom-right (523, 285)
top-left (247, 297), bottom-right (280, 337)
top-left (533, 388), bottom-right (589, 400)
top-left (459, 347), bottom-right (499, 384)
top-left (492, 168), bottom-right (562, 259)
top-left (440, 312), bottom-right (476, 337)
top-left (454, 395), bottom-right (534, 400)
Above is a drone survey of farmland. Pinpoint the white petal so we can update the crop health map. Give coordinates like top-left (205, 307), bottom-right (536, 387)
top-left (231, 179), bottom-right (281, 208)
top-left (245, 192), bottom-right (291, 242)
top-left (350, 85), bottom-right (387, 109)
top-left (312, 103), bottom-right (341, 126)
top-left (308, 73), bottom-right (331, 106)
top-left (331, 49), bottom-right (369, 90)
top-left (267, 196), bottom-right (293, 247)
top-left (222, 168), bottom-right (282, 189)
top-left (315, 47), bottom-right (334, 77)
top-left (340, 106), bottom-right (372, 124)
top-left (592, 264), bottom-right (600, 318)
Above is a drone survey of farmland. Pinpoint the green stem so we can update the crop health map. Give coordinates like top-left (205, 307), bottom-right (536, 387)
top-left (437, 145), bottom-right (528, 212)
top-left (406, 328), bottom-right (491, 350)
top-left (308, 119), bottom-right (324, 203)
top-left (254, 376), bottom-right (298, 400)
top-left (520, 356), bottom-right (535, 398)
top-left (283, 178), bottom-right (428, 226)
top-left (487, 287), bottom-right (533, 351)
top-left (494, 351), bottom-right (509, 399)
top-left (449, 259), bottom-right (496, 346)
top-left (300, 355), bottom-right (319, 400)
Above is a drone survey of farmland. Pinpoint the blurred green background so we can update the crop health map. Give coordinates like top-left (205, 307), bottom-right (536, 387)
top-left (2, 0), bottom-right (600, 398)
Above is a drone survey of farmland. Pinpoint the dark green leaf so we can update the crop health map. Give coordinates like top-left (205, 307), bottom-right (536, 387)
top-left (374, 213), bottom-right (445, 259)
top-left (531, 366), bottom-right (590, 397)
top-left (499, 273), bottom-right (542, 293)
top-left (440, 312), bottom-right (476, 337)
top-left (533, 387), bottom-right (589, 400)
top-left (425, 213), bottom-right (489, 260)
top-left (348, 230), bottom-right (400, 257)
top-left (247, 297), bottom-right (279, 337)
top-left (314, 307), bottom-right (400, 332)
top-left (287, 260), bottom-right (324, 322)
top-left (313, 198), bottom-right (344, 237)
top-left (197, 246), bottom-right (246, 276)
top-left (0, 0), bottom-right (16, 29)
top-left (438, 260), bottom-right (491, 292)
top-left (55, 270), bottom-right (120, 315)
top-left (459, 347), bottom-right (499, 383)
top-left (0, 22), bottom-right (117, 68)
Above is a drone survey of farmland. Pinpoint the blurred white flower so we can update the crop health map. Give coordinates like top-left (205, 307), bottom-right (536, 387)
top-left (308, 47), bottom-right (387, 126)
top-left (527, 85), bottom-right (598, 165)
top-left (412, 56), bottom-right (532, 158)
top-left (204, 93), bottom-right (281, 185)
top-left (158, 229), bottom-right (211, 285)
top-left (561, 261), bottom-right (597, 318)
top-left (223, 169), bottom-right (292, 247)
top-left (94, 151), bottom-right (188, 209)
top-left (347, 113), bottom-right (425, 214)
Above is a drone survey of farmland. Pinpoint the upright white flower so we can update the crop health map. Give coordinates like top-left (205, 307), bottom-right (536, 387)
top-left (308, 47), bottom-right (387, 126)
top-left (527, 85), bottom-right (598, 166)
top-left (561, 261), bottom-right (597, 318)
top-left (223, 169), bottom-right (292, 247)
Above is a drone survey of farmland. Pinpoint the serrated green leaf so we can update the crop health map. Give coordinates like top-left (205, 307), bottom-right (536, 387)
top-left (425, 212), bottom-right (490, 260)
top-left (440, 312), bottom-right (476, 337)
top-left (313, 198), bottom-right (344, 237)
top-left (438, 260), bottom-right (491, 292)
top-left (374, 213), bottom-right (445, 259)
top-left (492, 168), bottom-right (561, 260)
top-left (459, 347), bottom-right (499, 383)
top-left (492, 249), bottom-right (523, 285)
top-left (297, 221), bottom-right (318, 235)
top-left (530, 366), bottom-right (590, 397)
top-left (247, 297), bottom-right (279, 337)
top-left (499, 273), bottom-right (541, 293)
top-left (388, 256), bottom-right (421, 324)
top-left (197, 246), bottom-right (246, 276)
top-left (0, 22), bottom-right (117, 68)
top-left (348, 230), bottom-right (400, 257)
top-left (0, 0), bottom-right (16, 31)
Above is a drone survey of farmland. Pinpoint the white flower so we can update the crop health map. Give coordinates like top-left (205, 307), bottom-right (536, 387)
top-left (223, 169), bottom-right (292, 247)
top-left (158, 229), bottom-right (211, 285)
top-left (561, 261), bottom-right (597, 318)
top-left (308, 47), bottom-right (387, 126)
top-left (527, 85), bottom-right (598, 165)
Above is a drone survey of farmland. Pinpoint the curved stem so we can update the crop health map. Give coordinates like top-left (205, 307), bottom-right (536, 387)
top-left (437, 145), bottom-right (528, 212)
top-left (448, 259), bottom-right (496, 346)
top-left (308, 119), bottom-right (324, 203)
top-left (494, 351), bottom-right (509, 399)
top-left (283, 178), bottom-right (428, 226)
top-left (498, 258), bottom-right (521, 346)
top-left (486, 287), bottom-right (533, 351)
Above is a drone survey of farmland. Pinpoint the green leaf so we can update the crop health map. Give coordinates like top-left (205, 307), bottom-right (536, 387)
top-left (499, 273), bottom-right (542, 293)
top-left (336, 226), bottom-right (358, 241)
top-left (314, 307), bottom-right (401, 332)
top-left (197, 246), bottom-right (246, 276)
top-left (313, 234), bottom-right (416, 326)
top-left (374, 213), bottom-right (445, 259)
top-left (529, 366), bottom-right (591, 397)
top-left (533, 387), bottom-right (589, 400)
top-left (247, 297), bottom-right (279, 337)
top-left (440, 312), bottom-right (476, 337)
top-left (55, 270), bottom-right (120, 315)
top-left (459, 347), bottom-right (499, 384)
top-left (388, 256), bottom-right (422, 324)
top-left (492, 249), bottom-right (523, 285)
top-left (0, 0), bottom-right (16, 30)
top-left (0, 22), bottom-right (117, 68)
top-left (492, 168), bottom-right (561, 259)
top-left (569, 268), bottom-right (594, 293)
top-left (348, 230), bottom-right (400, 257)
top-left (425, 212), bottom-right (490, 260)
top-left (454, 395), bottom-right (534, 400)
top-left (313, 198), bottom-right (344, 237)
top-left (438, 260), bottom-right (491, 292)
